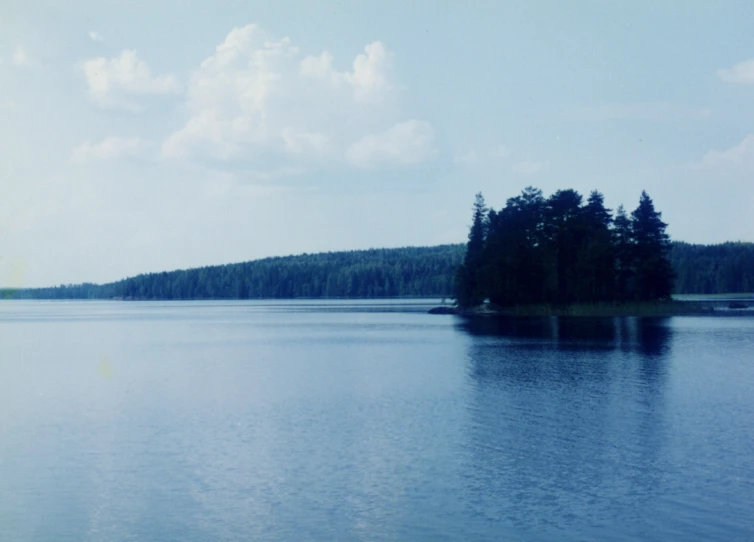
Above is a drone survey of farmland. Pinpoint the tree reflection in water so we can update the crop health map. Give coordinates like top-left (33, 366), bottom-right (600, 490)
top-left (456, 316), bottom-right (673, 538)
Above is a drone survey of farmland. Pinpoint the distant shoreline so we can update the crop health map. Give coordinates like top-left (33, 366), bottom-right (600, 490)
top-left (430, 300), bottom-right (754, 317)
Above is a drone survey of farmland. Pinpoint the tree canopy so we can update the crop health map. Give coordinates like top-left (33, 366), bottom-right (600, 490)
top-left (454, 187), bottom-right (676, 308)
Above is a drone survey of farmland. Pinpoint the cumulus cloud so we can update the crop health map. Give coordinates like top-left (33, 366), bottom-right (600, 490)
top-left (346, 120), bottom-right (436, 168)
top-left (161, 24), bottom-right (430, 172)
top-left (718, 59), bottom-right (754, 84)
top-left (300, 41), bottom-right (393, 102)
top-left (72, 136), bottom-right (150, 163)
top-left (89, 31), bottom-right (104, 42)
top-left (702, 134), bottom-right (754, 169)
top-left (81, 50), bottom-right (182, 110)
top-left (12, 46), bottom-right (30, 66)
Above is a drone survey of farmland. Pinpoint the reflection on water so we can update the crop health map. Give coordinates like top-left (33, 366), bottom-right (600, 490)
top-left (459, 316), bottom-right (673, 539)
top-left (458, 315), bottom-right (672, 352)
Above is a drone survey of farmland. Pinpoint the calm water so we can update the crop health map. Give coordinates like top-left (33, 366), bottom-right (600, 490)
top-left (1, 300), bottom-right (752, 541)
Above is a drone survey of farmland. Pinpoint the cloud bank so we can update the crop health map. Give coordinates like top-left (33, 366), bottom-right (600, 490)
top-left (158, 24), bottom-right (434, 172)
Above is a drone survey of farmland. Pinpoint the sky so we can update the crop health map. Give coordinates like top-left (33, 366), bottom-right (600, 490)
top-left (2, 0), bottom-right (754, 287)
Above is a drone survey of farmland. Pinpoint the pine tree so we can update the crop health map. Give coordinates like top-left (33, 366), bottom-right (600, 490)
top-left (545, 189), bottom-right (584, 303)
top-left (631, 191), bottom-right (675, 300)
top-left (455, 193), bottom-right (488, 307)
top-left (612, 205), bottom-right (634, 301)
top-left (578, 190), bottom-right (614, 302)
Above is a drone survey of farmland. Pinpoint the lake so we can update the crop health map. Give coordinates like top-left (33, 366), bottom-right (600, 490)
top-left (0, 300), bottom-right (752, 541)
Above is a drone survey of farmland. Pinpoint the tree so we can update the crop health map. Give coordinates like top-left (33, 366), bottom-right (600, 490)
top-left (544, 189), bottom-right (584, 303)
top-left (578, 190), bottom-right (614, 302)
top-left (480, 186), bottom-right (546, 306)
top-left (612, 205), bottom-right (634, 301)
top-left (455, 193), bottom-right (488, 307)
top-left (631, 191), bottom-right (675, 300)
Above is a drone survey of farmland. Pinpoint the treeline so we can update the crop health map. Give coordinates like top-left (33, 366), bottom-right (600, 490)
top-left (1, 282), bottom-right (107, 300)
top-left (2, 245), bottom-right (464, 300)
top-left (671, 242), bottom-right (754, 294)
top-left (455, 187), bottom-right (676, 308)
top-left (2, 240), bottom-right (753, 302)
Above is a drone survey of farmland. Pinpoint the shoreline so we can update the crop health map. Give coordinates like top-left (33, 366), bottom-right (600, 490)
top-left (430, 300), bottom-right (754, 317)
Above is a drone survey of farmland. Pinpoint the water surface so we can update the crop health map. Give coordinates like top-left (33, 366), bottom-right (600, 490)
top-left (0, 301), bottom-right (752, 540)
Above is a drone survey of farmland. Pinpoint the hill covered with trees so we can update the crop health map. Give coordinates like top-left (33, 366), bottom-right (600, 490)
top-left (454, 187), bottom-right (676, 308)
top-left (2, 245), bottom-right (464, 300)
top-left (1, 231), bottom-right (752, 302)
top-left (670, 242), bottom-right (754, 294)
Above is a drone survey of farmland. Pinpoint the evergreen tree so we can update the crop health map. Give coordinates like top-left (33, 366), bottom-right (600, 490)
top-left (631, 191), bottom-right (675, 300)
top-left (612, 205), bottom-right (634, 301)
top-left (484, 186), bottom-right (546, 306)
top-left (455, 193), bottom-right (488, 307)
top-left (544, 189), bottom-right (584, 303)
top-left (578, 191), bottom-right (614, 302)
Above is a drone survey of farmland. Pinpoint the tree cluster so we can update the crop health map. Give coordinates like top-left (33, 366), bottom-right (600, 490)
top-left (455, 187), bottom-right (675, 308)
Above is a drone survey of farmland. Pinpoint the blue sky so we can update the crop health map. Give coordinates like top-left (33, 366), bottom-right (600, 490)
top-left (2, 0), bottom-right (754, 286)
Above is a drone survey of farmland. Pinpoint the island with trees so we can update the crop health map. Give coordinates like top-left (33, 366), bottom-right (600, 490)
top-left (452, 187), bottom-right (716, 316)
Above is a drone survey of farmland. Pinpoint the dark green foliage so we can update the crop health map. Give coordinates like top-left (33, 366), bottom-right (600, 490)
top-left (2, 220), bottom-right (752, 302)
top-left (578, 191), bottom-right (615, 302)
top-left (477, 186), bottom-right (546, 306)
top-left (3, 245), bottom-right (465, 300)
top-left (455, 187), bottom-right (678, 308)
top-left (630, 191), bottom-right (674, 300)
top-left (1, 282), bottom-right (108, 300)
top-left (612, 205), bottom-right (633, 301)
top-left (545, 189), bottom-right (585, 303)
top-left (455, 193), bottom-right (487, 307)
top-left (670, 241), bottom-right (754, 294)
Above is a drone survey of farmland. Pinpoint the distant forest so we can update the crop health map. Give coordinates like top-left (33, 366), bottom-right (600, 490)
top-left (2, 246), bottom-right (463, 300)
top-left (2, 238), bottom-right (753, 302)
top-left (672, 242), bottom-right (754, 294)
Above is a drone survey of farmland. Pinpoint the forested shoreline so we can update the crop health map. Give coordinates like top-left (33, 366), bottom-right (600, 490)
top-left (1, 246), bottom-right (463, 300)
top-left (2, 239), bottom-right (753, 301)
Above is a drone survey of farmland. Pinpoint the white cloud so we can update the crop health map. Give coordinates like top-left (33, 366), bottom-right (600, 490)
top-left (702, 134), bottom-right (754, 168)
top-left (12, 46), bottom-right (30, 67)
top-left (89, 31), bottom-right (104, 42)
top-left (72, 136), bottom-right (150, 163)
top-left (161, 24), bottom-right (418, 172)
top-left (346, 120), bottom-right (436, 168)
top-left (718, 59), bottom-right (754, 84)
top-left (81, 50), bottom-right (182, 110)
top-left (300, 41), bottom-right (393, 102)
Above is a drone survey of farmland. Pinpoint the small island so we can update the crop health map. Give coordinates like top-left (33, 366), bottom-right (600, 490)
top-left (447, 187), bottom-right (713, 317)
